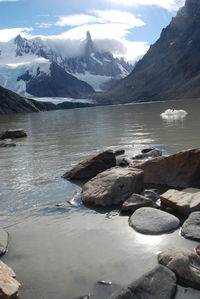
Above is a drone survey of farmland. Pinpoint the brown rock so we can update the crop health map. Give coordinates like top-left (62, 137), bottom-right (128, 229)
top-left (82, 167), bottom-right (144, 207)
top-left (121, 193), bottom-right (154, 212)
top-left (130, 148), bottom-right (200, 188)
top-left (160, 189), bottom-right (200, 216)
top-left (0, 261), bottom-right (21, 298)
top-left (62, 150), bottom-right (116, 180)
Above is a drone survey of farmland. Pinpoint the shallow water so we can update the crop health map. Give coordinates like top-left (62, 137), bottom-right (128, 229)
top-left (1, 99), bottom-right (200, 298)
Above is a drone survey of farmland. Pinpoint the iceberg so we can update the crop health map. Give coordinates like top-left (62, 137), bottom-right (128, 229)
top-left (160, 109), bottom-right (188, 120)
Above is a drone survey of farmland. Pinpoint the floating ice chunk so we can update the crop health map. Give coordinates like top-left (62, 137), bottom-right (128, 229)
top-left (160, 109), bottom-right (188, 120)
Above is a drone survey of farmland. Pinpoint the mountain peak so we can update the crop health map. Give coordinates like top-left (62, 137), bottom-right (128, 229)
top-left (85, 31), bottom-right (95, 55)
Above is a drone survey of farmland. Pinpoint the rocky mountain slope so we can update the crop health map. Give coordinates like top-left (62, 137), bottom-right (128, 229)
top-left (96, 0), bottom-right (200, 104)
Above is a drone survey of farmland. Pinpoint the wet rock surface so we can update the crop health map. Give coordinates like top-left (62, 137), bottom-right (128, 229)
top-left (0, 261), bottom-right (21, 298)
top-left (109, 265), bottom-right (177, 299)
top-left (160, 189), bottom-right (200, 216)
top-left (62, 150), bottom-right (116, 180)
top-left (121, 194), bottom-right (154, 213)
top-left (132, 148), bottom-right (162, 160)
top-left (0, 129), bottom-right (27, 140)
top-left (82, 167), bottom-right (144, 207)
top-left (181, 212), bottom-right (200, 241)
top-left (130, 207), bottom-right (180, 234)
top-left (158, 248), bottom-right (200, 290)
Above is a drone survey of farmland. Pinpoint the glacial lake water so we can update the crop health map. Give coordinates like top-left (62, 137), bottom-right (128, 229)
top-left (1, 98), bottom-right (200, 299)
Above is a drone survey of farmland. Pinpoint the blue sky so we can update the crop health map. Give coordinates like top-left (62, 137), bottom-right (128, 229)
top-left (0, 0), bottom-right (185, 61)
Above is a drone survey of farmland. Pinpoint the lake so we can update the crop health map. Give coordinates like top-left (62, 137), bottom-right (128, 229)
top-left (0, 98), bottom-right (200, 299)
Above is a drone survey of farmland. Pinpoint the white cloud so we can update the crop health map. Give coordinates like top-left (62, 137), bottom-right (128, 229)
top-left (0, 0), bottom-right (19, 2)
top-left (56, 14), bottom-right (100, 27)
top-left (109, 0), bottom-right (185, 11)
top-left (0, 27), bottom-right (32, 42)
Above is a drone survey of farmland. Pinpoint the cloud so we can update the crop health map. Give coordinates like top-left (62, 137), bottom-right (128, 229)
top-left (0, 0), bottom-right (19, 2)
top-left (109, 0), bottom-right (185, 11)
top-left (56, 14), bottom-right (100, 27)
top-left (0, 27), bottom-right (32, 42)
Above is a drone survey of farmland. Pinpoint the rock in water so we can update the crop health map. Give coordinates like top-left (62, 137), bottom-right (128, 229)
top-left (181, 212), bottom-right (200, 241)
top-left (0, 229), bottom-right (8, 256)
top-left (82, 167), bottom-right (144, 207)
top-left (121, 194), bottom-right (154, 213)
top-left (109, 265), bottom-right (176, 299)
top-left (0, 261), bottom-right (21, 298)
top-left (160, 189), bottom-right (200, 216)
top-left (132, 148), bottom-right (162, 160)
top-left (0, 129), bottom-right (27, 140)
top-left (158, 248), bottom-right (200, 290)
top-left (130, 148), bottom-right (200, 188)
top-left (62, 150), bottom-right (116, 180)
top-left (0, 141), bottom-right (16, 147)
top-left (130, 207), bottom-right (180, 234)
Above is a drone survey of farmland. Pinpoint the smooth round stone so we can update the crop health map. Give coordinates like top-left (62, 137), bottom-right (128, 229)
top-left (181, 212), bottom-right (200, 241)
top-left (130, 207), bottom-right (180, 234)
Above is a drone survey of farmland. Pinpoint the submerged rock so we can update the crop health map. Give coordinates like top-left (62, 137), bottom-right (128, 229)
top-left (0, 129), bottom-right (27, 140)
top-left (0, 141), bottom-right (16, 147)
top-left (130, 148), bottom-right (200, 188)
top-left (109, 265), bottom-right (176, 299)
top-left (82, 167), bottom-right (144, 207)
top-left (62, 150), bottom-right (116, 180)
top-left (0, 261), bottom-right (21, 298)
top-left (0, 229), bottom-right (8, 256)
top-left (160, 189), bottom-right (200, 216)
top-left (181, 212), bottom-right (200, 241)
top-left (130, 207), bottom-right (180, 234)
top-left (121, 194), bottom-right (154, 213)
top-left (158, 248), bottom-right (200, 290)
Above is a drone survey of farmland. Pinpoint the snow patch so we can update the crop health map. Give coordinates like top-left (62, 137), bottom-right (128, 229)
top-left (74, 71), bottom-right (114, 91)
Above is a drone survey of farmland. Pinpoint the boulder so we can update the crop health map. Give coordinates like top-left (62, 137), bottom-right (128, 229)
top-left (0, 129), bottom-right (27, 140)
top-left (181, 212), bottom-right (200, 241)
top-left (0, 229), bottom-right (8, 256)
top-left (130, 207), bottom-right (180, 234)
top-left (116, 157), bottom-right (131, 167)
top-left (121, 194), bottom-right (154, 213)
top-left (160, 189), bottom-right (200, 216)
top-left (132, 149), bottom-right (162, 160)
top-left (62, 150), bottom-right (116, 180)
top-left (0, 141), bottom-right (16, 147)
top-left (82, 167), bottom-right (144, 207)
top-left (109, 265), bottom-right (176, 299)
top-left (158, 248), bottom-right (200, 290)
top-left (113, 148), bottom-right (125, 156)
top-left (130, 148), bottom-right (200, 188)
top-left (0, 261), bottom-right (21, 298)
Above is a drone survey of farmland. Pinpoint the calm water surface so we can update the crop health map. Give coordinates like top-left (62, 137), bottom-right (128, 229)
top-left (0, 99), bottom-right (200, 298)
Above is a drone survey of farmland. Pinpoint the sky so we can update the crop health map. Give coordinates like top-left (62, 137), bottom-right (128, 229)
top-left (0, 0), bottom-right (185, 62)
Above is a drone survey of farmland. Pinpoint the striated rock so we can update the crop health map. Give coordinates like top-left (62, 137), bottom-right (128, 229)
top-left (160, 189), bottom-right (200, 216)
top-left (62, 150), bottom-right (116, 180)
top-left (0, 129), bottom-right (27, 140)
top-left (82, 167), bottom-right (144, 207)
top-left (130, 148), bottom-right (200, 188)
top-left (0, 261), bottom-right (21, 298)
top-left (132, 149), bottom-right (162, 160)
top-left (130, 207), bottom-right (180, 234)
top-left (158, 248), bottom-right (200, 290)
top-left (109, 265), bottom-right (176, 299)
top-left (0, 229), bottom-right (8, 256)
top-left (121, 194), bottom-right (154, 213)
top-left (181, 212), bottom-right (200, 241)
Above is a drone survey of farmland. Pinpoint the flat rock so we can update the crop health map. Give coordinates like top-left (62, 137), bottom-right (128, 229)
top-left (181, 212), bottom-right (200, 241)
top-left (62, 150), bottom-right (116, 180)
top-left (0, 229), bottom-right (8, 256)
top-left (121, 194), bottom-right (154, 212)
top-left (130, 207), bottom-right (180, 234)
top-left (0, 260), bottom-right (21, 298)
top-left (158, 248), bottom-right (200, 290)
top-left (82, 167), bottom-right (144, 207)
top-left (109, 265), bottom-right (176, 299)
top-left (160, 189), bottom-right (200, 216)
top-left (130, 148), bottom-right (200, 188)
top-left (0, 129), bottom-right (27, 140)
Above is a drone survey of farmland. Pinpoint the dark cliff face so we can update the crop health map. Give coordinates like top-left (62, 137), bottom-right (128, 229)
top-left (97, 0), bottom-right (200, 104)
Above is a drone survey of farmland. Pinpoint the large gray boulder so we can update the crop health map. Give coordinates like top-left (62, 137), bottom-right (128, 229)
top-left (0, 229), bottom-right (8, 256)
top-left (62, 150), bottom-right (116, 180)
top-left (130, 207), bottom-right (180, 234)
top-left (181, 212), bottom-right (200, 241)
top-left (0, 129), bottom-right (27, 140)
top-left (0, 261), bottom-right (21, 298)
top-left (130, 148), bottom-right (200, 188)
top-left (158, 248), bottom-right (200, 290)
top-left (160, 189), bottom-right (200, 216)
top-left (82, 167), bottom-right (144, 207)
top-left (121, 194), bottom-right (154, 213)
top-left (109, 265), bottom-right (177, 299)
